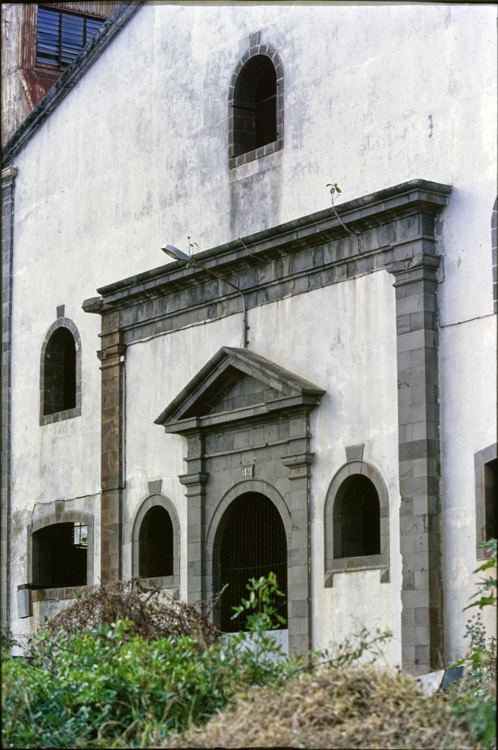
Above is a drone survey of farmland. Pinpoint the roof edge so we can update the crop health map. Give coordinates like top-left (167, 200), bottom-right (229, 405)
top-left (2, 1), bottom-right (145, 166)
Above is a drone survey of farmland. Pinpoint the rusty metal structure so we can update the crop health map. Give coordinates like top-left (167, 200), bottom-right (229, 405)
top-left (1, 3), bottom-right (122, 145)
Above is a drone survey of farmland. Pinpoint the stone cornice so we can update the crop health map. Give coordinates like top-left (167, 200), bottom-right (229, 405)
top-left (2, 2), bottom-right (144, 166)
top-left (83, 179), bottom-right (451, 316)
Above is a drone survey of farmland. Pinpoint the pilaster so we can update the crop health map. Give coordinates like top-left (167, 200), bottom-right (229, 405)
top-left (97, 330), bottom-right (126, 582)
top-left (389, 251), bottom-right (444, 674)
top-left (282, 418), bottom-right (314, 655)
top-left (179, 467), bottom-right (209, 606)
top-left (1, 166), bottom-right (18, 627)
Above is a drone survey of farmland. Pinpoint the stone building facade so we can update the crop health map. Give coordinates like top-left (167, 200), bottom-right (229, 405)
top-left (2, 1), bottom-right (496, 675)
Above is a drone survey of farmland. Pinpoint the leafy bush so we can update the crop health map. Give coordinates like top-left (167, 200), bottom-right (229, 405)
top-left (449, 539), bottom-right (497, 749)
top-left (3, 619), bottom-right (239, 748)
top-left (1, 576), bottom-right (294, 748)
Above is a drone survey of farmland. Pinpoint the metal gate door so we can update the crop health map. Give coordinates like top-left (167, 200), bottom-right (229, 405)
top-left (219, 492), bottom-right (287, 632)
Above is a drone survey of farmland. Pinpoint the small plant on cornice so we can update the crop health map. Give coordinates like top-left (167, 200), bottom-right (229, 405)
top-left (187, 236), bottom-right (198, 254)
top-left (326, 182), bottom-right (360, 239)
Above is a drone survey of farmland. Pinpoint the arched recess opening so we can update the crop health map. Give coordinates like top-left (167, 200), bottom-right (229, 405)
top-left (334, 475), bottom-right (381, 558)
top-left (132, 495), bottom-right (179, 586)
top-left (28, 509), bottom-right (94, 591)
top-left (139, 505), bottom-right (173, 578)
top-left (40, 316), bottom-right (81, 424)
top-left (32, 522), bottom-right (87, 587)
top-left (43, 326), bottom-right (76, 414)
top-left (217, 492), bottom-right (287, 632)
top-left (324, 460), bottom-right (389, 585)
top-left (233, 55), bottom-right (277, 156)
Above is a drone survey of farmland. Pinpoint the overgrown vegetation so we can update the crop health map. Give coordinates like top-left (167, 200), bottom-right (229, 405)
top-left (448, 539), bottom-right (497, 749)
top-left (2, 558), bottom-right (496, 749)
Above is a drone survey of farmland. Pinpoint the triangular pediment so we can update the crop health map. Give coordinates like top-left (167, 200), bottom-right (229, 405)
top-left (155, 347), bottom-right (325, 434)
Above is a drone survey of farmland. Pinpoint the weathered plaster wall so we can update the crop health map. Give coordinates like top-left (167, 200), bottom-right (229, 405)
top-left (121, 273), bottom-right (401, 659)
top-left (7, 2), bottom-right (496, 660)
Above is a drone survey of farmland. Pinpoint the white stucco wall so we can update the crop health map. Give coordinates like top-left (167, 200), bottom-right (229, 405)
top-left (7, 2), bottom-right (496, 659)
top-left (121, 271), bottom-right (401, 659)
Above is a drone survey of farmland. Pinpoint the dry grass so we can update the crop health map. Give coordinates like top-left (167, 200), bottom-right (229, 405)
top-left (46, 579), bottom-right (220, 651)
top-left (164, 665), bottom-right (474, 749)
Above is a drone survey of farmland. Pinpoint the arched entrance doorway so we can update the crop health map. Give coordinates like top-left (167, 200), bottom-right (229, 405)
top-left (217, 492), bottom-right (287, 632)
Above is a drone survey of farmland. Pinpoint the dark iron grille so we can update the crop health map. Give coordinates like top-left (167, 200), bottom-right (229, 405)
top-left (233, 55), bottom-right (277, 156)
top-left (219, 493), bottom-right (287, 632)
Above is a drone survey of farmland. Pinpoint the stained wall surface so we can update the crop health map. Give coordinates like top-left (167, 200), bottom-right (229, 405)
top-left (5, 3), bottom-right (496, 664)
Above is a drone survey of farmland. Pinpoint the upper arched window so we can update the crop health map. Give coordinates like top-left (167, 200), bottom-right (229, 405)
top-left (233, 55), bottom-right (276, 156)
top-left (40, 315), bottom-right (81, 424)
top-left (228, 42), bottom-right (283, 168)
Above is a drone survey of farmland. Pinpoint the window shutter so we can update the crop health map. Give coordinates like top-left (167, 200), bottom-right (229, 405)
top-left (37, 7), bottom-right (60, 65)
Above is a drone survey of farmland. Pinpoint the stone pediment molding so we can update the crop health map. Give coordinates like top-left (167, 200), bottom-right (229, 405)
top-left (155, 347), bottom-right (325, 434)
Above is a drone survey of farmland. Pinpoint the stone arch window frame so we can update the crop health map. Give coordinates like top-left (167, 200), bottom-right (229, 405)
top-left (131, 494), bottom-right (180, 588)
top-left (324, 460), bottom-right (390, 587)
top-left (40, 317), bottom-right (82, 425)
top-left (474, 443), bottom-right (497, 559)
top-left (206, 479), bottom-right (291, 625)
top-left (27, 509), bottom-right (94, 600)
top-left (228, 41), bottom-right (284, 169)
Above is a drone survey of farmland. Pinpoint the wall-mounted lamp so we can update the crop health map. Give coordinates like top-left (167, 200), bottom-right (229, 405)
top-left (162, 244), bottom-right (249, 348)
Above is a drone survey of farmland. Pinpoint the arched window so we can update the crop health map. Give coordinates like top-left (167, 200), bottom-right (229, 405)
top-left (228, 43), bottom-right (283, 168)
top-left (324, 459), bottom-right (389, 585)
top-left (334, 475), bottom-right (380, 558)
top-left (217, 492), bottom-right (287, 632)
top-left (233, 55), bottom-right (276, 157)
top-left (132, 495), bottom-right (179, 586)
top-left (43, 327), bottom-right (76, 414)
top-left (139, 506), bottom-right (173, 578)
top-left (40, 316), bottom-right (81, 424)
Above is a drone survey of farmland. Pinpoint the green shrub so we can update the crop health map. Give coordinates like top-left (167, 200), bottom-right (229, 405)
top-left (1, 577), bottom-right (293, 748)
top-left (1, 574), bottom-right (397, 749)
top-left (2, 619), bottom-right (244, 748)
top-left (449, 539), bottom-right (497, 749)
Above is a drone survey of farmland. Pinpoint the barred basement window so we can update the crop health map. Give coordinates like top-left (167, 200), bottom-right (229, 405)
top-left (32, 522), bottom-right (87, 588)
top-left (139, 506), bottom-right (174, 578)
top-left (37, 6), bottom-right (104, 68)
top-left (43, 327), bottom-right (77, 415)
top-left (334, 475), bottom-right (381, 558)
